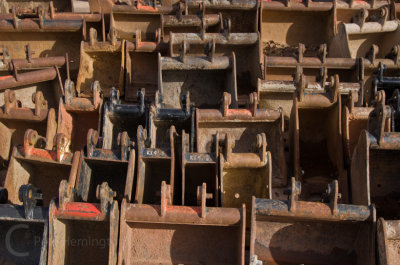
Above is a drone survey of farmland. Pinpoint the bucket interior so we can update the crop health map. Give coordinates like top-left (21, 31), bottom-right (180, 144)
top-left (184, 163), bottom-right (217, 206)
top-left (77, 50), bottom-right (122, 97)
top-left (261, 10), bottom-right (331, 56)
top-left (221, 167), bottom-right (268, 209)
top-left (79, 158), bottom-right (129, 202)
top-left (7, 157), bottom-right (70, 205)
top-left (102, 112), bottom-right (145, 150)
top-left (298, 106), bottom-right (340, 200)
top-left (113, 14), bottom-right (160, 41)
top-left (369, 148), bottom-right (400, 219)
top-left (140, 158), bottom-right (171, 204)
top-left (253, 218), bottom-right (372, 265)
top-left (52, 218), bottom-right (110, 265)
top-left (162, 69), bottom-right (229, 109)
top-left (120, 221), bottom-right (242, 265)
top-left (0, 219), bottom-right (45, 264)
top-left (125, 52), bottom-right (158, 102)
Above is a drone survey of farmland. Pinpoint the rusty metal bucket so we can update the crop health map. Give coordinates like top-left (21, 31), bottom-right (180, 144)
top-left (169, 31), bottom-right (261, 95)
top-left (57, 79), bottom-right (102, 152)
top-left (0, 89), bottom-right (57, 161)
top-left (250, 177), bottom-right (376, 265)
top-left (118, 181), bottom-right (245, 265)
top-left (111, 0), bottom-right (257, 41)
top-left (290, 74), bottom-right (349, 201)
top-left (135, 122), bottom-right (176, 204)
top-left (259, 69), bottom-right (360, 120)
top-left (180, 128), bottom-right (219, 206)
top-left (198, 92), bottom-right (286, 188)
top-left (158, 48), bottom-right (237, 108)
top-left (75, 128), bottom-right (135, 203)
top-left (342, 91), bottom-right (375, 165)
top-left (261, 0), bottom-right (334, 57)
top-left (76, 37), bottom-right (124, 98)
top-left (378, 218), bottom-right (400, 265)
top-left (330, 7), bottom-right (400, 59)
top-left (0, 9), bottom-right (90, 73)
top-left (0, 184), bottom-right (48, 265)
top-left (48, 180), bottom-right (119, 265)
top-left (4, 129), bottom-right (73, 206)
top-left (220, 132), bottom-right (272, 212)
top-left (124, 36), bottom-right (161, 101)
top-left (351, 93), bottom-right (400, 219)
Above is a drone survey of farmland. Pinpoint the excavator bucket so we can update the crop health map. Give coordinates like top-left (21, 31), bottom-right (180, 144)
top-left (258, 67), bottom-right (360, 120)
top-left (75, 128), bottom-right (135, 203)
top-left (124, 34), bottom-right (160, 101)
top-left (198, 92), bottom-right (286, 190)
top-left (261, 0), bottom-right (333, 57)
top-left (118, 181), bottom-right (245, 265)
top-left (0, 184), bottom-right (48, 265)
top-left (250, 177), bottom-right (375, 265)
top-left (102, 87), bottom-right (146, 149)
top-left (0, 52), bottom-right (65, 108)
top-left (0, 89), bottom-right (57, 161)
top-left (57, 79), bottom-right (102, 152)
top-left (351, 93), bottom-right (400, 219)
top-left (135, 124), bottom-right (176, 204)
top-left (342, 91), bottom-right (374, 165)
top-left (4, 129), bottom-right (73, 206)
top-left (330, 7), bottom-right (400, 59)
top-left (158, 49), bottom-right (237, 108)
top-left (0, 7), bottom-right (92, 73)
top-left (48, 180), bottom-right (119, 265)
top-left (76, 36), bottom-right (124, 98)
top-left (290, 74), bottom-right (348, 201)
top-left (219, 132), bottom-right (272, 214)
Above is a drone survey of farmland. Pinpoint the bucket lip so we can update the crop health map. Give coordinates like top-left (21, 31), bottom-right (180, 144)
top-left (253, 197), bottom-right (374, 222)
top-left (0, 204), bottom-right (48, 221)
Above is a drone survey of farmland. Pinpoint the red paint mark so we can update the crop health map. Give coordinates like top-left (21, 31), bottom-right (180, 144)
top-left (24, 146), bottom-right (59, 161)
top-left (57, 202), bottom-right (102, 218)
top-left (0, 75), bottom-right (13, 81)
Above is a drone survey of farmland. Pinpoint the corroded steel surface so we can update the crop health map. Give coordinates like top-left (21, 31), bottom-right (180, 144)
top-left (0, 0), bottom-right (399, 264)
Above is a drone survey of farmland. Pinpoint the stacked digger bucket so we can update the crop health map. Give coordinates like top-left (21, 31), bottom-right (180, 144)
top-left (2, 0), bottom-right (400, 264)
